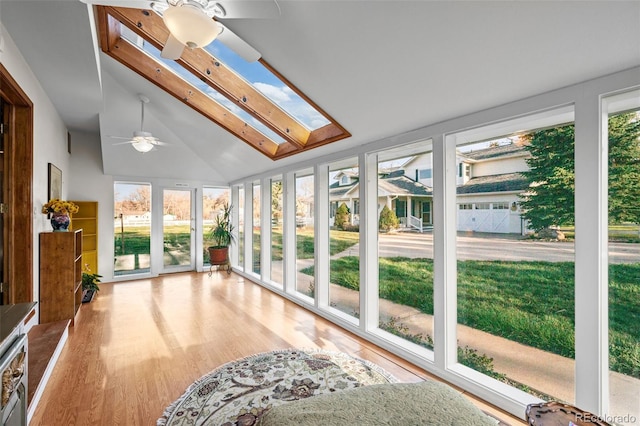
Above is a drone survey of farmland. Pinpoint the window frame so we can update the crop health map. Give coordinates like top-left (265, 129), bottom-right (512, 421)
top-left (96, 6), bottom-right (350, 160)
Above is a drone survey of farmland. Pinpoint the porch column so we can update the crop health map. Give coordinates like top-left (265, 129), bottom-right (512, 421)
top-left (407, 196), bottom-right (412, 224)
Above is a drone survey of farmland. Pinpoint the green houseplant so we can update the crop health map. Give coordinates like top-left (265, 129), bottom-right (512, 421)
top-left (207, 203), bottom-right (236, 265)
top-left (81, 270), bottom-right (101, 303)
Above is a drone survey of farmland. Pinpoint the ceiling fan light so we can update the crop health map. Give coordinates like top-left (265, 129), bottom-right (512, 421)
top-left (132, 140), bottom-right (154, 153)
top-left (163, 5), bottom-right (220, 49)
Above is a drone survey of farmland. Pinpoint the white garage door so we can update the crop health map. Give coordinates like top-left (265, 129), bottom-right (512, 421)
top-left (458, 203), bottom-right (511, 233)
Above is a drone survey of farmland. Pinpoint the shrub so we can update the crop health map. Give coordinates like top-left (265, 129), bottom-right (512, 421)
top-left (379, 205), bottom-right (399, 231)
top-left (334, 203), bottom-right (351, 230)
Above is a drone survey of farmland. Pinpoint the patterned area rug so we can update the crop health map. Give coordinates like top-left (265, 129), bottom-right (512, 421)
top-left (157, 348), bottom-right (398, 426)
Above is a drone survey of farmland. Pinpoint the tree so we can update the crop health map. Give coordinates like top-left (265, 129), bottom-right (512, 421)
top-left (608, 112), bottom-right (640, 224)
top-left (379, 205), bottom-right (399, 231)
top-left (520, 112), bottom-right (640, 231)
top-left (334, 203), bottom-right (351, 229)
top-left (271, 181), bottom-right (283, 223)
top-left (519, 124), bottom-right (575, 231)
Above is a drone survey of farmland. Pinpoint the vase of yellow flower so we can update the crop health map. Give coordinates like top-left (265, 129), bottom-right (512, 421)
top-left (42, 199), bottom-right (79, 232)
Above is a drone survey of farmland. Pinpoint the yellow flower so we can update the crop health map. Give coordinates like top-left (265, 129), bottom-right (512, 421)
top-left (42, 199), bottom-right (79, 215)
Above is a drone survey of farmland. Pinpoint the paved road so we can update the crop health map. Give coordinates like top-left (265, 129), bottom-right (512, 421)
top-left (339, 231), bottom-right (639, 263)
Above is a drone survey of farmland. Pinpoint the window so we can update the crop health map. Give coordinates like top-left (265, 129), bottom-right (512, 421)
top-left (340, 175), bottom-right (350, 185)
top-left (456, 121), bottom-right (576, 404)
top-left (203, 187), bottom-right (230, 264)
top-left (459, 203), bottom-right (473, 210)
top-left (607, 106), bottom-right (639, 422)
top-left (295, 171), bottom-right (314, 298)
top-left (328, 158), bottom-right (360, 319)
top-left (417, 168), bottom-right (432, 179)
top-left (377, 142), bottom-right (434, 353)
top-left (270, 177), bottom-right (283, 288)
top-left (114, 182), bottom-right (151, 275)
top-left (237, 185), bottom-right (245, 270)
top-left (253, 182), bottom-right (261, 275)
top-left (96, 6), bottom-right (350, 159)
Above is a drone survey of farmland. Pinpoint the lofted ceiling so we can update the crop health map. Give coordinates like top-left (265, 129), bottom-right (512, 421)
top-left (1, 0), bottom-right (639, 184)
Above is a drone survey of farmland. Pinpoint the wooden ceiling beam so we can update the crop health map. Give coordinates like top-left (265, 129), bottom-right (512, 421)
top-left (95, 5), bottom-right (351, 160)
top-left (104, 6), bottom-right (309, 148)
top-left (99, 11), bottom-right (279, 157)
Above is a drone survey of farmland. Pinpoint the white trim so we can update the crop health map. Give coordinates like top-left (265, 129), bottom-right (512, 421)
top-left (360, 152), bottom-right (378, 333)
top-left (315, 163), bottom-right (329, 309)
top-left (230, 185), bottom-right (239, 268)
top-left (260, 178), bottom-right (271, 283)
top-left (283, 172), bottom-right (296, 294)
top-left (574, 93), bottom-right (609, 414)
top-left (243, 183), bottom-right (253, 273)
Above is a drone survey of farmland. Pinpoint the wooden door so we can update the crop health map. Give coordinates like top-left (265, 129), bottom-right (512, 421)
top-left (0, 64), bottom-right (34, 304)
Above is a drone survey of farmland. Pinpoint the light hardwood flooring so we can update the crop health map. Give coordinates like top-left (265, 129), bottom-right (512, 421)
top-left (30, 271), bottom-right (526, 425)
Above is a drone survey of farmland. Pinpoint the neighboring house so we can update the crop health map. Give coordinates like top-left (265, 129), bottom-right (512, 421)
top-left (329, 170), bottom-right (433, 232)
top-left (329, 142), bottom-right (532, 234)
top-left (456, 142), bottom-right (531, 234)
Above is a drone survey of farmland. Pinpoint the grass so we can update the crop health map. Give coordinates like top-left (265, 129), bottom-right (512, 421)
top-left (268, 228), bottom-right (360, 260)
top-left (116, 224), bottom-right (639, 378)
top-left (117, 225), bottom-right (361, 263)
top-left (301, 257), bottom-right (640, 379)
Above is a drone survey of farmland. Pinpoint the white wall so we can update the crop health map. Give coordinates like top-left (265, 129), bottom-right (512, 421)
top-left (1, 24), bottom-right (70, 308)
top-left (472, 156), bottom-right (528, 177)
top-left (68, 130), bottom-right (114, 280)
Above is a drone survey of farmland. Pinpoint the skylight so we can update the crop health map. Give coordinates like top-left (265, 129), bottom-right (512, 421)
top-left (204, 42), bottom-right (330, 131)
top-left (96, 6), bottom-right (350, 160)
top-left (120, 27), bottom-right (285, 144)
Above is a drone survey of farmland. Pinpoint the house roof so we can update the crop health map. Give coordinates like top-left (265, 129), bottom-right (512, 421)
top-left (460, 143), bottom-right (530, 162)
top-left (329, 182), bottom-right (357, 198)
top-left (331, 170), bottom-right (432, 200)
top-left (457, 172), bottom-right (529, 195)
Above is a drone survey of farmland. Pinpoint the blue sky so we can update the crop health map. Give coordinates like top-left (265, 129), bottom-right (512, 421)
top-left (121, 25), bottom-right (330, 142)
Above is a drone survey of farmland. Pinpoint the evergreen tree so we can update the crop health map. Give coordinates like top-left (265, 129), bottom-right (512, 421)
top-left (334, 203), bottom-right (351, 230)
top-left (608, 112), bottom-right (640, 224)
top-left (520, 112), bottom-right (640, 231)
top-left (379, 205), bottom-right (399, 231)
top-left (520, 124), bottom-right (575, 231)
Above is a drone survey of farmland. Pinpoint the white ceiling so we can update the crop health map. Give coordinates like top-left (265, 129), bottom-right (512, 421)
top-left (2, 0), bottom-right (639, 183)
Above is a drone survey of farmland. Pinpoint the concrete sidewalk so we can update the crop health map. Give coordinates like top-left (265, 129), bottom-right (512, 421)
top-left (326, 282), bottom-right (640, 425)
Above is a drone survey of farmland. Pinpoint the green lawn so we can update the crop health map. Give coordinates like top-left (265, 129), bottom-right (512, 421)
top-left (301, 257), bottom-right (640, 379)
top-left (117, 226), bottom-right (361, 263)
top-left (116, 224), bottom-right (639, 378)
top-left (268, 228), bottom-right (359, 260)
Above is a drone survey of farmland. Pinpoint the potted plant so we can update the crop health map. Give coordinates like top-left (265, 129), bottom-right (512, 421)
top-left (207, 203), bottom-right (235, 265)
top-left (81, 268), bottom-right (101, 303)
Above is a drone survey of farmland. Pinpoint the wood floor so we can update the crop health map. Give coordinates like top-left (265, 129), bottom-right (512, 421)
top-left (29, 271), bottom-right (526, 425)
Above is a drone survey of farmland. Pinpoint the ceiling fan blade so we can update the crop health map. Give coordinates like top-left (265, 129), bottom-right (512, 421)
top-left (216, 1), bottom-right (281, 19)
top-left (161, 33), bottom-right (185, 60)
top-left (80, 0), bottom-right (153, 8)
top-left (112, 141), bottom-right (135, 146)
top-left (216, 23), bottom-right (261, 62)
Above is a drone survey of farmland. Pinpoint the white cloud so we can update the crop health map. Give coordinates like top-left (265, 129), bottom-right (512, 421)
top-left (254, 82), bottom-right (291, 103)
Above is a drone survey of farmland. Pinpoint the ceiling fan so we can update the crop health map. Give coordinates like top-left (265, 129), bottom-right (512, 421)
top-left (79, 0), bottom-right (280, 61)
top-left (110, 95), bottom-right (168, 153)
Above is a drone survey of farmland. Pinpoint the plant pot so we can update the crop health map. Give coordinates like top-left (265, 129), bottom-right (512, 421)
top-left (208, 246), bottom-right (229, 265)
top-left (82, 289), bottom-right (96, 303)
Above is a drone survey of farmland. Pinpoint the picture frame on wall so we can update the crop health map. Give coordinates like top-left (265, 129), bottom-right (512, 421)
top-left (48, 163), bottom-right (62, 201)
